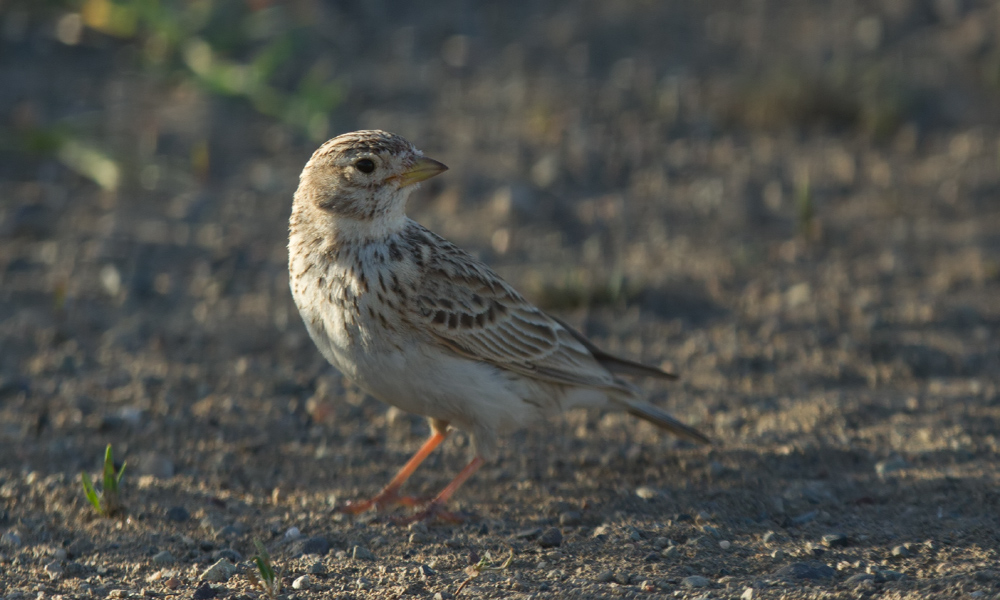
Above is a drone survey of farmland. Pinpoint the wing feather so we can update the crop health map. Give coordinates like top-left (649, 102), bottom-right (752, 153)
top-left (402, 228), bottom-right (626, 392)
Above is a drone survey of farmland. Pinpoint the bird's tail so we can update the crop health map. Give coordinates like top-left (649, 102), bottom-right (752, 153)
top-left (622, 398), bottom-right (710, 444)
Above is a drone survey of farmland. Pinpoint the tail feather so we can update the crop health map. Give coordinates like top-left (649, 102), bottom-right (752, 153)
top-left (549, 315), bottom-right (678, 380)
top-left (545, 316), bottom-right (705, 443)
top-left (624, 399), bottom-right (710, 444)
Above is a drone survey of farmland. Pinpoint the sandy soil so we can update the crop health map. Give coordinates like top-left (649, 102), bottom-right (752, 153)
top-left (1, 2), bottom-right (999, 599)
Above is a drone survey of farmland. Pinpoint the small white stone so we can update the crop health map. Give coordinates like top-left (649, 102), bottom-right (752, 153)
top-left (741, 587), bottom-right (755, 600)
top-left (45, 560), bottom-right (64, 580)
top-left (284, 526), bottom-right (302, 539)
top-left (719, 540), bottom-right (732, 550)
top-left (292, 575), bottom-right (311, 590)
top-left (635, 486), bottom-right (660, 500)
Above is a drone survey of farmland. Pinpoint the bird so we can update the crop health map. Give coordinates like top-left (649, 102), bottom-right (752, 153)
top-left (288, 130), bottom-right (709, 521)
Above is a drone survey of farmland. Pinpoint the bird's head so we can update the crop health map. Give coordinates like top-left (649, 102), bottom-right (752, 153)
top-left (294, 130), bottom-right (447, 229)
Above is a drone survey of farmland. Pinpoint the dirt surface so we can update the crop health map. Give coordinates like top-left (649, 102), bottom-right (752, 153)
top-left (2, 2), bottom-right (1000, 599)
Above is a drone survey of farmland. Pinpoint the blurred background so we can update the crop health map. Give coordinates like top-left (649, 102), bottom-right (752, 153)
top-left (1, 1), bottom-right (1000, 594)
top-left (1, 0), bottom-right (999, 526)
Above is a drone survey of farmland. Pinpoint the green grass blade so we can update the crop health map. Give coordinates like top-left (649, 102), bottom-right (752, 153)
top-left (102, 444), bottom-right (116, 493)
top-left (115, 460), bottom-right (127, 486)
top-left (81, 471), bottom-right (102, 513)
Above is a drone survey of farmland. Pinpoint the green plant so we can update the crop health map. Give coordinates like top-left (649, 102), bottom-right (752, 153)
top-left (455, 549), bottom-right (514, 596)
top-left (248, 539), bottom-right (281, 598)
top-left (80, 444), bottom-right (127, 517)
top-left (78, 0), bottom-right (344, 141)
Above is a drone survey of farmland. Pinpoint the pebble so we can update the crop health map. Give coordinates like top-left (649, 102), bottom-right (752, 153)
top-left (213, 548), bottom-right (241, 562)
top-left (774, 562), bottom-right (836, 580)
top-left (200, 514), bottom-right (227, 532)
top-left (538, 527), bottom-right (563, 548)
top-left (719, 540), bottom-right (732, 550)
top-left (1, 531), bottom-right (21, 548)
top-left (682, 575), bottom-right (711, 588)
top-left (515, 527), bottom-right (543, 540)
top-left (635, 486), bottom-right (661, 500)
top-left (597, 570), bottom-right (615, 583)
top-left (845, 573), bottom-right (875, 585)
top-left (653, 537), bottom-right (671, 549)
top-left (662, 545), bottom-right (682, 558)
top-left (308, 561), bottom-right (326, 575)
top-left (351, 544), bottom-right (375, 560)
top-left (284, 526), bottom-right (302, 539)
top-left (108, 590), bottom-right (129, 598)
top-left (822, 533), bottom-right (850, 548)
top-left (879, 569), bottom-right (904, 581)
top-left (44, 560), bottom-right (64, 580)
top-left (771, 549), bottom-right (785, 560)
top-left (192, 582), bottom-right (217, 600)
top-left (806, 543), bottom-right (826, 557)
top-left (165, 506), bottom-right (190, 522)
top-left (408, 521), bottom-right (429, 534)
top-left (292, 575), bottom-right (311, 590)
top-left (409, 532), bottom-right (432, 545)
top-left (64, 561), bottom-right (89, 577)
top-left (875, 456), bottom-right (909, 476)
top-left (151, 550), bottom-right (174, 565)
top-left (199, 559), bottom-right (237, 582)
top-left (702, 525), bottom-right (722, 538)
top-left (163, 577), bottom-right (181, 590)
top-left (559, 511), bottom-right (582, 526)
top-left (891, 544), bottom-right (910, 558)
top-left (762, 531), bottom-right (777, 544)
top-left (741, 587), bottom-right (755, 599)
top-left (288, 536), bottom-right (331, 557)
top-left (418, 564), bottom-right (436, 579)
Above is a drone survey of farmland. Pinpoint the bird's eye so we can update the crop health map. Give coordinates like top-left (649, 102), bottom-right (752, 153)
top-left (354, 159), bottom-right (376, 174)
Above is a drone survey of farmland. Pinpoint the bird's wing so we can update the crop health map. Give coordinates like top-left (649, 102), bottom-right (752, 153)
top-left (402, 228), bottom-right (626, 392)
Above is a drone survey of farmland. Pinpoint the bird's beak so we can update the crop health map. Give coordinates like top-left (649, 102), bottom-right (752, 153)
top-left (396, 156), bottom-right (448, 188)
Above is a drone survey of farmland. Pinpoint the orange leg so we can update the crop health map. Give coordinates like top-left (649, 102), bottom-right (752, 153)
top-left (395, 455), bottom-right (485, 524)
top-left (338, 431), bottom-right (447, 514)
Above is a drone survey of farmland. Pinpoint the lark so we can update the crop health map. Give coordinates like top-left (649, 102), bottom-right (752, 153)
top-left (288, 130), bottom-right (708, 520)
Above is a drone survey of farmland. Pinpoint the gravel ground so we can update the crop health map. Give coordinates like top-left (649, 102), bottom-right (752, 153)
top-left (2, 2), bottom-right (1000, 599)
